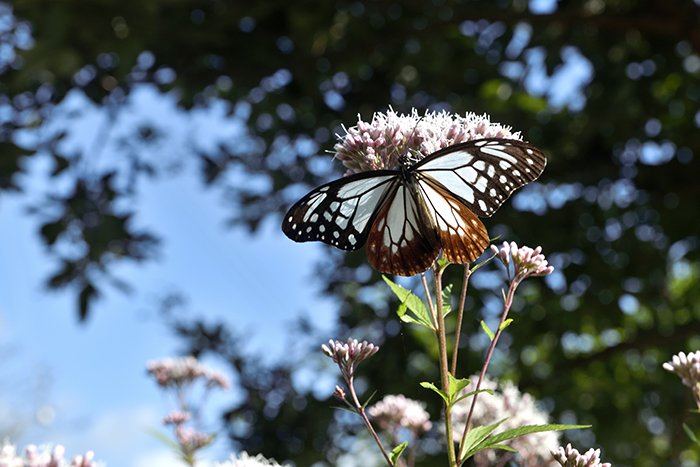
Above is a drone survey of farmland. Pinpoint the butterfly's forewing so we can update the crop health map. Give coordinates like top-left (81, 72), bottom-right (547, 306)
top-left (414, 139), bottom-right (546, 217)
top-left (366, 184), bottom-right (440, 276)
top-left (417, 178), bottom-right (490, 264)
top-left (282, 172), bottom-right (398, 250)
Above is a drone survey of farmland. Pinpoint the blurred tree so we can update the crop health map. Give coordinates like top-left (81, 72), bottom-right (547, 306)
top-left (2, 0), bottom-right (700, 465)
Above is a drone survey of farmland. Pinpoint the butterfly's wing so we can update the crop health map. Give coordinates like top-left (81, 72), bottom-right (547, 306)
top-left (416, 178), bottom-right (490, 264)
top-left (366, 183), bottom-right (441, 276)
top-left (282, 171), bottom-right (398, 250)
top-left (413, 138), bottom-right (547, 217)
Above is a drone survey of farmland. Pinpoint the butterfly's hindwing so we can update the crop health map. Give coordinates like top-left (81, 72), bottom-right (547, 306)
top-left (282, 172), bottom-right (397, 250)
top-left (414, 139), bottom-right (546, 217)
top-left (366, 184), bottom-right (440, 276)
top-left (418, 178), bottom-right (489, 264)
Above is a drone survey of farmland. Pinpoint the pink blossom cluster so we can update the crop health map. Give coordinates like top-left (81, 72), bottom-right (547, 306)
top-left (662, 351), bottom-right (700, 389)
top-left (334, 108), bottom-right (521, 174)
top-left (367, 394), bottom-right (432, 435)
top-left (322, 338), bottom-right (379, 379)
top-left (551, 444), bottom-right (611, 467)
top-left (491, 241), bottom-right (554, 281)
top-left (215, 452), bottom-right (287, 467)
top-left (146, 356), bottom-right (230, 389)
top-left (0, 442), bottom-right (97, 467)
top-left (175, 425), bottom-right (214, 452)
top-left (452, 375), bottom-right (560, 466)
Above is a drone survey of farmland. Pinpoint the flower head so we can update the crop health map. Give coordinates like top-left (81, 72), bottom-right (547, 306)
top-left (322, 338), bottom-right (379, 380)
top-left (367, 394), bottom-right (432, 435)
top-left (216, 452), bottom-right (287, 467)
top-left (663, 351), bottom-right (700, 389)
top-left (0, 441), bottom-right (98, 467)
top-left (146, 356), bottom-right (230, 389)
top-left (491, 241), bottom-right (554, 281)
top-left (552, 444), bottom-right (612, 467)
top-left (451, 375), bottom-right (560, 466)
top-left (175, 425), bottom-right (214, 452)
top-left (334, 108), bottom-right (521, 174)
top-left (163, 410), bottom-right (192, 426)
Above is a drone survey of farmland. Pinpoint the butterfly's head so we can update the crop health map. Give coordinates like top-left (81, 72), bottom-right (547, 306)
top-left (398, 150), bottom-right (422, 169)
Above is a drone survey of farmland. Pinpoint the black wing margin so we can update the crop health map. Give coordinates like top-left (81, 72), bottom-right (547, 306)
top-left (413, 138), bottom-right (546, 217)
top-left (282, 171), bottom-right (398, 251)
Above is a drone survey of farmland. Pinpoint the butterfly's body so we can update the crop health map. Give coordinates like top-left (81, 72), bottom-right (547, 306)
top-left (283, 139), bottom-right (546, 276)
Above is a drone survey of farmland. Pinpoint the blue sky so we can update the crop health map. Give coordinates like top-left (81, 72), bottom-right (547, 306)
top-left (0, 87), bottom-right (336, 465)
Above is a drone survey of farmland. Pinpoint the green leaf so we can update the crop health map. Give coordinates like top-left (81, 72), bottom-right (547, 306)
top-left (383, 276), bottom-right (434, 329)
top-left (459, 418), bottom-right (508, 461)
top-left (480, 320), bottom-right (494, 341)
top-left (470, 252), bottom-right (497, 273)
top-left (683, 423), bottom-right (700, 447)
top-left (453, 388), bottom-right (495, 405)
top-left (420, 381), bottom-right (449, 403)
top-left (390, 441), bottom-right (408, 465)
top-left (485, 424), bottom-right (589, 446)
top-left (447, 373), bottom-right (471, 402)
top-left (442, 283), bottom-right (453, 316)
top-left (499, 318), bottom-right (513, 332)
top-left (437, 256), bottom-right (451, 270)
top-left (145, 427), bottom-right (181, 451)
top-left (460, 423), bottom-right (588, 462)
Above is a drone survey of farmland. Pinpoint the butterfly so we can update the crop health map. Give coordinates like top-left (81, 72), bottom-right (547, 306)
top-left (282, 138), bottom-right (546, 276)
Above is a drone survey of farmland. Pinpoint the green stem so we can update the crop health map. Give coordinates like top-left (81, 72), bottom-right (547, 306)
top-left (457, 279), bottom-right (519, 465)
top-left (450, 266), bottom-right (471, 375)
top-left (434, 266), bottom-right (458, 467)
top-left (347, 374), bottom-right (395, 466)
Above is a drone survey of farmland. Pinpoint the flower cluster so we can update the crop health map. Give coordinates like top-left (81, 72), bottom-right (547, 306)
top-left (215, 452), bottom-right (286, 467)
top-left (367, 394), bottom-right (432, 435)
top-left (452, 375), bottom-right (560, 466)
top-left (491, 242), bottom-right (554, 282)
top-left (334, 108), bottom-right (521, 174)
top-left (0, 442), bottom-right (97, 467)
top-left (147, 356), bottom-right (230, 465)
top-left (146, 356), bottom-right (230, 389)
top-left (662, 351), bottom-right (700, 390)
top-left (551, 444), bottom-right (611, 467)
top-left (322, 338), bottom-right (379, 380)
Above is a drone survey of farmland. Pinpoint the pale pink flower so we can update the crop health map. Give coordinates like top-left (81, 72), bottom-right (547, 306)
top-left (663, 351), bottom-right (700, 389)
top-left (321, 338), bottom-right (379, 379)
top-left (146, 356), bottom-right (230, 389)
top-left (334, 108), bottom-right (521, 174)
top-left (163, 410), bottom-right (192, 425)
top-left (175, 425), bottom-right (214, 451)
top-left (552, 444), bottom-right (612, 467)
top-left (491, 241), bottom-right (554, 281)
top-left (367, 394), bottom-right (432, 435)
top-left (0, 441), bottom-right (98, 467)
top-left (215, 452), bottom-right (287, 467)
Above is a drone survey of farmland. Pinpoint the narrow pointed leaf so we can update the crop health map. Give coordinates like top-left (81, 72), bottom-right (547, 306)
top-left (499, 318), bottom-right (514, 332)
top-left (384, 276), bottom-right (434, 329)
top-left (484, 424), bottom-right (590, 447)
top-left (683, 423), bottom-right (700, 446)
top-left (480, 320), bottom-right (495, 341)
top-left (453, 388), bottom-right (495, 405)
top-left (442, 283), bottom-right (453, 316)
top-left (447, 373), bottom-right (471, 402)
top-left (390, 441), bottom-right (408, 465)
top-left (459, 418), bottom-right (508, 461)
top-left (420, 381), bottom-right (449, 403)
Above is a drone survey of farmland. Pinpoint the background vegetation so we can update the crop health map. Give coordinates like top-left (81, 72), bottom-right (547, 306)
top-left (2, 0), bottom-right (700, 465)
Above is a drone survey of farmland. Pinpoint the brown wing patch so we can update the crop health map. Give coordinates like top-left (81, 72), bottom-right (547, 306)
top-left (366, 185), bottom-right (440, 276)
top-left (419, 179), bottom-right (489, 264)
